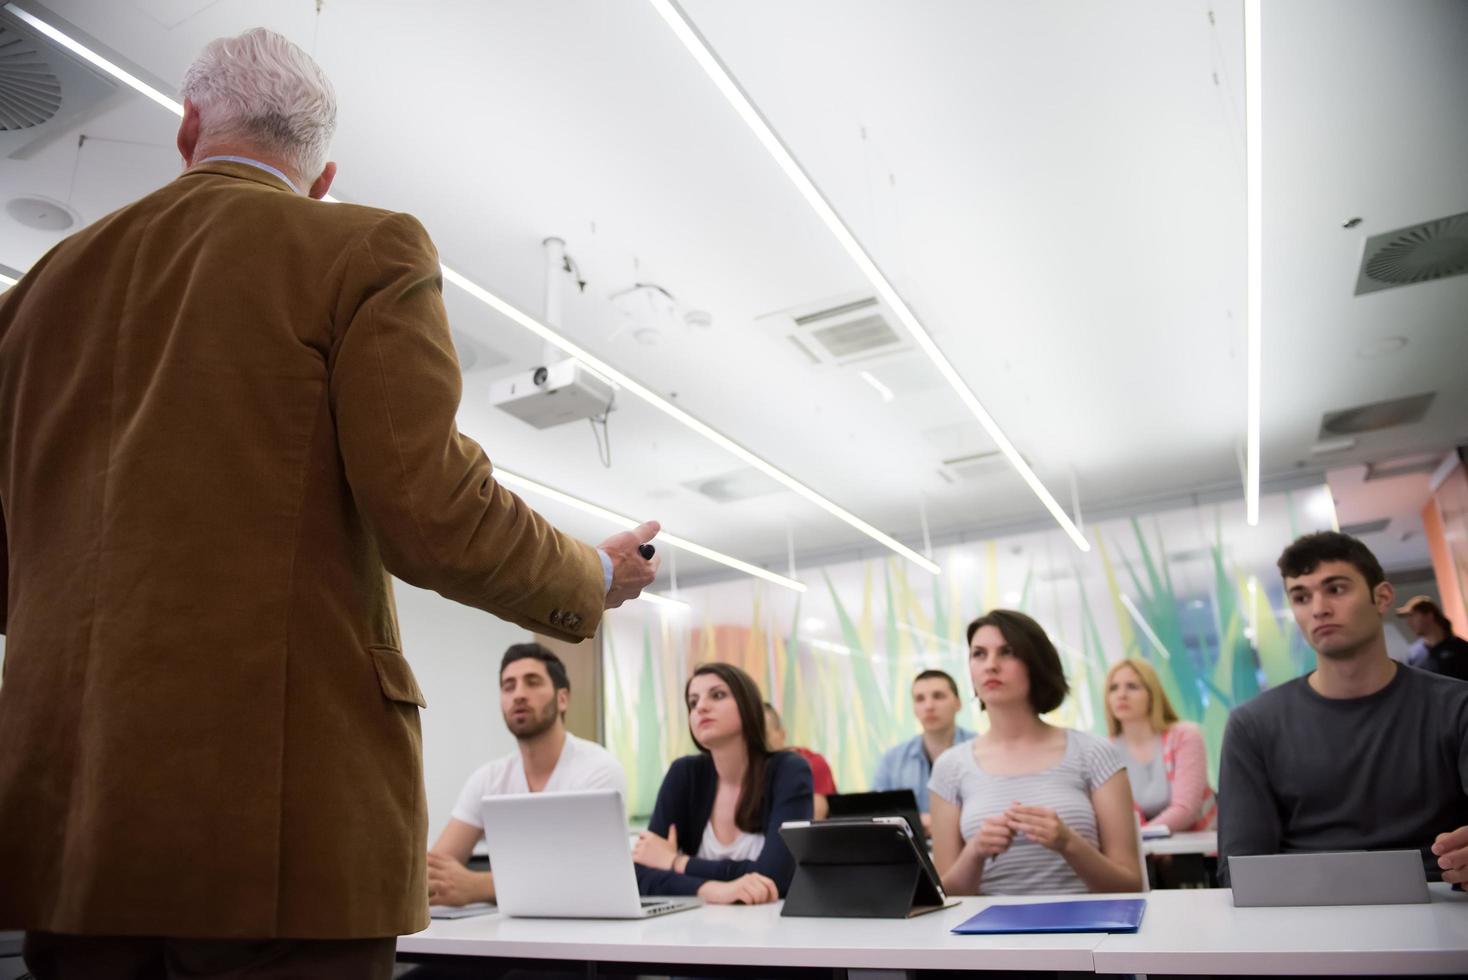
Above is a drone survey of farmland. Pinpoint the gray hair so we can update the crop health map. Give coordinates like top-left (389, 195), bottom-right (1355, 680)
top-left (181, 28), bottom-right (336, 183)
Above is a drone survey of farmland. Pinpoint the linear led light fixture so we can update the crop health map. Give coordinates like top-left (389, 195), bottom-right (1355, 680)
top-left (639, 591), bottom-right (690, 610)
top-left (1119, 593), bottom-right (1171, 661)
top-left (647, 0), bottom-right (1090, 554)
top-left (5, 2), bottom-right (940, 578)
top-left (495, 468), bottom-right (807, 593)
top-left (858, 370), bottom-right (894, 403)
top-left (1243, 0), bottom-right (1263, 526)
top-left (0, 272), bottom-right (17, 289)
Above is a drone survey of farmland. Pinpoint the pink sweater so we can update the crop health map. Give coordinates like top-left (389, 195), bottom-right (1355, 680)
top-left (1145, 721), bottom-right (1217, 832)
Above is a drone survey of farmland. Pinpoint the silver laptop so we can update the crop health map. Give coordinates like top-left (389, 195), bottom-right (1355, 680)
top-left (1229, 850), bottom-right (1430, 907)
top-left (480, 789), bottom-right (701, 918)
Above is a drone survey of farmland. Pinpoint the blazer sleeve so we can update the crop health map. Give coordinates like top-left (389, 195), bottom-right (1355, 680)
top-left (683, 752), bottom-right (814, 895)
top-left (636, 758), bottom-right (710, 897)
top-left (1148, 722), bottom-right (1210, 832)
top-left (328, 212), bottom-right (604, 641)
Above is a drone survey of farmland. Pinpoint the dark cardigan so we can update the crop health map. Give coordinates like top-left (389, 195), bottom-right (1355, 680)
top-left (635, 750), bottom-right (814, 897)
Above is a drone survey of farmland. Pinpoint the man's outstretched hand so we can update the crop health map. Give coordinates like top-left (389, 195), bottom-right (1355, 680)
top-left (601, 520), bottom-right (661, 609)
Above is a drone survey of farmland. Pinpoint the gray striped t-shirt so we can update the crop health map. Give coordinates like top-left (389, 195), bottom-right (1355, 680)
top-left (928, 729), bottom-right (1124, 895)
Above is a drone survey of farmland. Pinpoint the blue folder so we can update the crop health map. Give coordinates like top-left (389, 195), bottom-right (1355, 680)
top-left (951, 898), bottom-right (1146, 934)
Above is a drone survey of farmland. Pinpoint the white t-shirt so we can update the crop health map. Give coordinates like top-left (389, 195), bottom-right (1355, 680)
top-left (695, 820), bottom-right (765, 863)
top-left (449, 733), bottom-right (628, 829)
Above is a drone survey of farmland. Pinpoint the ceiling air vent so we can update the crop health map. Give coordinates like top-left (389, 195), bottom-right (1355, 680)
top-left (939, 449), bottom-right (1018, 483)
top-left (0, 9), bottom-right (119, 158)
top-left (1355, 211), bottom-right (1468, 295)
top-left (770, 295), bottom-right (912, 367)
top-left (0, 22), bottom-right (63, 130)
top-left (1319, 393), bottom-right (1434, 437)
top-left (1363, 453), bottom-right (1443, 482)
top-left (682, 467), bottom-right (784, 504)
top-left (1339, 518), bottom-right (1391, 537)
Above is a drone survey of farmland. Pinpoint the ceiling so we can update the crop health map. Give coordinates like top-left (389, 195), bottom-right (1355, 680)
top-left (2, 0), bottom-right (1465, 587)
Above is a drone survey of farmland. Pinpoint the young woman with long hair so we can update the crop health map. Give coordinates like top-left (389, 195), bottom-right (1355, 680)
top-left (632, 662), bottom-right (813, 904)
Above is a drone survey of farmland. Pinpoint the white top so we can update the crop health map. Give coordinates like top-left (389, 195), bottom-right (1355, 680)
top-left (929, 729), bottom-right (1124, 895)
top-left (1111, 735), bottom-right (1170, 818)
top-left (450, 733), bottom-right (627, 829)
top-left (695, 820), bottom-right (765, 862)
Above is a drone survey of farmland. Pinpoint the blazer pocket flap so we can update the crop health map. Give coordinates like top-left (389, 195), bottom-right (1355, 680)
top-left (370, 645), bottom-right (427, 708)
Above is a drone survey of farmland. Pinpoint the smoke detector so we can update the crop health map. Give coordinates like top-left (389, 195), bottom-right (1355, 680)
top-left (5, 193), bottom-right (77, 230)
top-left (1355, 211), bottom-right (1468, 295)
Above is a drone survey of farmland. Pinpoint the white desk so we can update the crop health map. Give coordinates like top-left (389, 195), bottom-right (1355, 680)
top-left (402, 886), bottom-right (1468, 976)
top-left (399, 893), bottom-right (1106, 974)
top-left (1092, 883), bottom-right (1468, 976)
top-left (1142, 830), bottom-right (1217, 857)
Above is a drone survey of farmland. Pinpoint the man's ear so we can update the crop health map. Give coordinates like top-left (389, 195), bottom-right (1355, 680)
top-left (177, 98), bottom-right (202, 167)
top-left (1374, 580), bottom-right (1396, 615)
top-left (557, 687), bottom-right (569, 716)
top-left (308, 161), bottom-right (337, 200)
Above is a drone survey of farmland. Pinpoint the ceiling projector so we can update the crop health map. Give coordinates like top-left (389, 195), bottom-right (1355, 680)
top-left (488, 360), bottom-right (615, 429)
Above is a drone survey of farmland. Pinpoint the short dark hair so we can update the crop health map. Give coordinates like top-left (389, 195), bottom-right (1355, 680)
top-left (1276, 531), bottom-right (1385, 591)
top-left (499, 643), bottom-right (570, 693)
top-left (1411, 599), bottom-right (1454, 632)
top-left (912, 668), bottom-right (959, 698)
top-left (965, 609), bottom-right (1069, 714)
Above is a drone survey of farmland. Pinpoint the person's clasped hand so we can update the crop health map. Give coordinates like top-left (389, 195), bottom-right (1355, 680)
top-left (632, 824), bottom-right (680, 871)
top-left (1432, 826), bottom-right (1468, 884)
top-left (699, 873), bottom-right (779, 905)
top-left (970, 811), bottom-right (1016, 858)
top-left (1006, 802), bottom-right (1073, 852)
top-left (601, 520), bottom-right (661, 609)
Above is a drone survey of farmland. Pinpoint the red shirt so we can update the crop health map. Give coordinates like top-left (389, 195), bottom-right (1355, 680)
top-left (791, 747), bottom-right (837, 795)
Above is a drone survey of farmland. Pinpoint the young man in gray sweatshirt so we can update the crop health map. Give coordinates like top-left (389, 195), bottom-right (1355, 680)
top-left (1219, 531), bottom-right (1468, 884)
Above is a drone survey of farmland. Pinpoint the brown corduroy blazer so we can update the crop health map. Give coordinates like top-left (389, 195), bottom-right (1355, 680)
top-left (0, 161), bottom-right (605, 939)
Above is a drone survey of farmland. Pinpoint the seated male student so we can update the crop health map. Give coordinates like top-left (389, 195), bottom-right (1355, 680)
top-left (764, 701), bottom-right (837, 819)
top-left (1219, 531), bottom-right (1468, 884)
top-left (426, 643), bottom-right (627, 905)
top-left (871, 669), bottom-right (976, 831)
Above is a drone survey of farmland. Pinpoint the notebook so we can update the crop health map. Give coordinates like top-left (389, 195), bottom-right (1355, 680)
top-left (952, 898), bottom-right (1146, 934)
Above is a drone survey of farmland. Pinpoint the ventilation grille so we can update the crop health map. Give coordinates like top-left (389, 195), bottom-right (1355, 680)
top-left (771, 295), bottom-right (912, 367)
top-left (0, 24), bottom-right (62, 130)
top-left (0, 9), bottom-right (119, 159)
top-left (1320, 393), bottom-right (1434, 436)
top-left (1355, 211), bottom-right (1468, 295)
top-left (1363, 453), bottom-right (1443, 482)
top-left (682, 467), bottom-right (784, 503)
top-left (1339, 518), bottom-right (1391, 537)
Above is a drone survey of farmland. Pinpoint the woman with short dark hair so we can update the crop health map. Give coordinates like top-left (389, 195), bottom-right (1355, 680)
top-left (631, 662), bottom-right (813, 905)
top-left (929, 610), bottom-right (1142, 895)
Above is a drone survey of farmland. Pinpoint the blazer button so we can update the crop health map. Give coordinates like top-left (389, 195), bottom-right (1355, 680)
top-left (566, 614), bottom-right (581, 631)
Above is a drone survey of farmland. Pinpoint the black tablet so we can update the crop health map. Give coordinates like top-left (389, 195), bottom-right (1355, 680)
top-left (778, 817), bottom-right (956, 918)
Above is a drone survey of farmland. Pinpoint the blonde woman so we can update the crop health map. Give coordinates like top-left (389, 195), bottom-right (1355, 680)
top-left (1104, 658), bottom-right (1217, 832)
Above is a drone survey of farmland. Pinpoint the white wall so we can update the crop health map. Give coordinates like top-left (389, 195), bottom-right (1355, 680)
top-left (393, 578), bottom-right (528, 840)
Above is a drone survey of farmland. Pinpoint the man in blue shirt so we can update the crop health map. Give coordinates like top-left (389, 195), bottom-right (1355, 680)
top-left (871, 669), bottom-right (976, 829)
